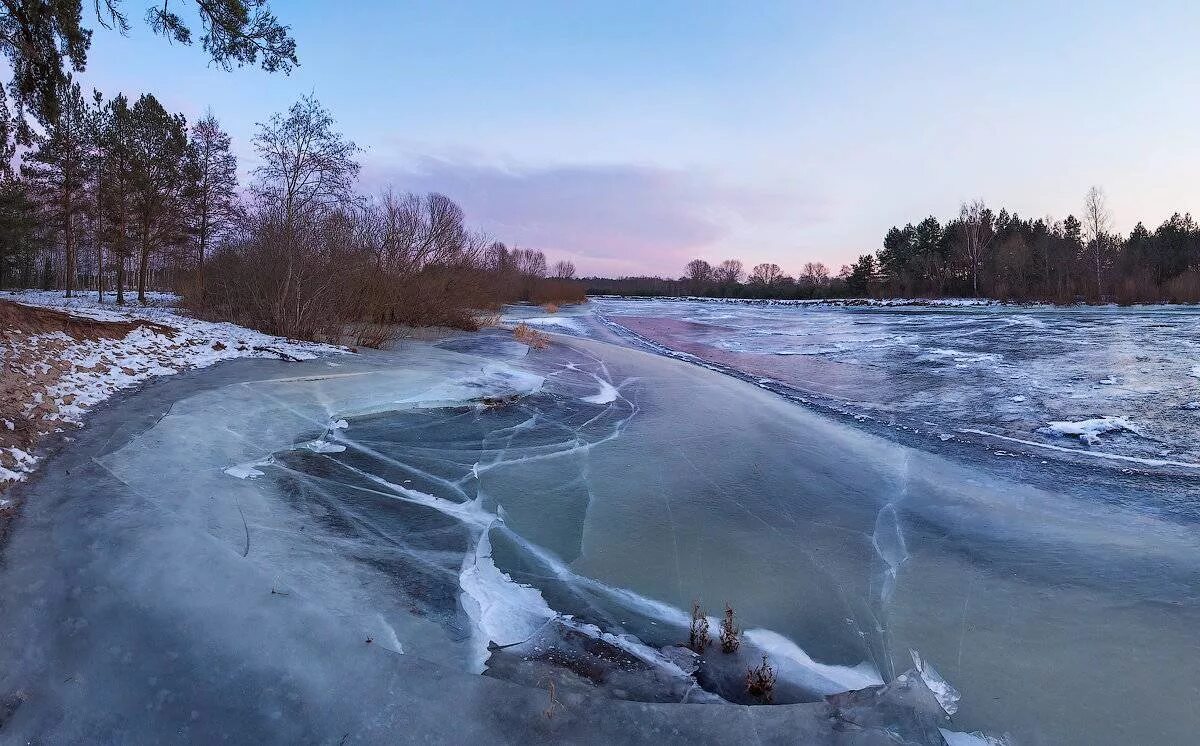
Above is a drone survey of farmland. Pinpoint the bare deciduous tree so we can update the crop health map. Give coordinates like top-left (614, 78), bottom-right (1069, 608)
top-left (250, 94), bottom-right (360, 331)
top-left (800, 261), bottom-right (830, 286)
top-left (685, 258), bottom-right (713, 293)
top-left (551, 259), bottom-right (575, 279)
top-left (716, 258), bottom-right (744, 285)
top-left (252, 94), bottom-right (360, 227)
top-left (1083, 185), bottom-right (1112, 300)
top-left (749, 262), bottom-right (782, 285)
top-left (958, 199), bottom-right (994, 297)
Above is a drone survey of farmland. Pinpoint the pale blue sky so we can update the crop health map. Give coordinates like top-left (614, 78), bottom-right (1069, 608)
top-left (75, 1), bottom-right (1200, 276)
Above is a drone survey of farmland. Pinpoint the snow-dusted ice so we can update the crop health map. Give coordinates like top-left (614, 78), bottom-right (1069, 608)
top-left (595, 297), bottom-right (1200, 471)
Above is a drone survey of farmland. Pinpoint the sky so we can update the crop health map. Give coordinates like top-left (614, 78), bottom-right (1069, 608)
top-left (73, 1), bottom-right (1200, 277)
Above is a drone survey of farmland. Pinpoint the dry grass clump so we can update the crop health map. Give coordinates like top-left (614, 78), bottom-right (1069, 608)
top-left (474, 311), bottom-right (501, 328)
top-left (513, 323), bottom-right (550, 349)
top-left (720, 603), bottom-right (740, 654)
top-left (745, 656), bottom-right (776, 702)
top-left (542, 302), bottom-right (559, 314)
top-left (688, 601), bottom-right (710, 653)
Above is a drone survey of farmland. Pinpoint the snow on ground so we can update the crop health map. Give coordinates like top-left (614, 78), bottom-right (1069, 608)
top-left (0, 290), bottom-right (343, 504)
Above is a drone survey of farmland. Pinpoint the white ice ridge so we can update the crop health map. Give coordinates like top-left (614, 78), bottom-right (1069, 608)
top-left (391, 361), bottom-right (545, 409)
top-left (1038, 416), bottom-right (1141, 446)
top-left (958, 428), bottom-right (1200, 469)
top-left (744, 629), bottom-right (883, 694)
top-left (459, 526), bottom-right (555, 672)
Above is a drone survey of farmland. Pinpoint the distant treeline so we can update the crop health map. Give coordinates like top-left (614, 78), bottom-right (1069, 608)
top-left (584, 259), bottom-right (848, 299)
top-left (588, 189), bottom-right (1200, 305)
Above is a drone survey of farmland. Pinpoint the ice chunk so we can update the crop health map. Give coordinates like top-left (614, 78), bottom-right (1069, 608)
top-left (297, 439), bottom-right (346, 453)
top-left (1039, 417), bottom-right (1140, 446)
top-left (940, 729), bottom-right (1012, 746)
top-left (222, 457), bottom-right (272, 479)
top-left (910, 648), bottom-right (960, 715)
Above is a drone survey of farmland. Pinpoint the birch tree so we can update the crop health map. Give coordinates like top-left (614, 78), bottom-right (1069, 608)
top-left (1083, 186), bottom-right (1111, 301)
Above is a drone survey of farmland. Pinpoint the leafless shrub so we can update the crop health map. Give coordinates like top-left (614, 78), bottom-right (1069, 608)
top-left (530, 278), bottom-right (586, 306)
top-left (688, 601), bottom-right (710, 653)
top-left (542, 302), bottom-right (559, 314)
top-left (720, 603), bottom-right (740, 654)
top-left (513, 322), bottom-right (549, 349)
top-left (745, 656), bottom-right (776, 702)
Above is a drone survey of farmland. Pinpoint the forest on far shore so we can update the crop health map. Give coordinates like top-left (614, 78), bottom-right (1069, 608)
top-left (586, 188), bottom-right (1200, 305)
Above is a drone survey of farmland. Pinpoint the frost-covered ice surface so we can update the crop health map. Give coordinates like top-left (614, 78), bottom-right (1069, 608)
top-left (0, 289), bottom-right (340, 494)
top-left (596, 297), bottom-right (1200, 472)
top-left (2, 308), bottom-right (1197, 743)
top-left (0, 329), bottom-right (1005, 743)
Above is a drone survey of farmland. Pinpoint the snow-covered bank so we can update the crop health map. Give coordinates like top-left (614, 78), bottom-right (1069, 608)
top-left (0, 290), bottom-right (342, 503)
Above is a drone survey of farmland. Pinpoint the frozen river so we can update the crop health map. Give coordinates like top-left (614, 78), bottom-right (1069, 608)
top-left (1, 300), bottom-right (1198, 744)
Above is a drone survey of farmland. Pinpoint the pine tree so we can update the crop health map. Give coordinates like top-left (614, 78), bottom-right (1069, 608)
top-left (103, 94), bottom-right (136, 305)
top-left (0, 178), bottom-right (37, 289)
top-left (22, 77), bottom-right (89, 295)
top-left (0, 1), bottom-right (297, 126)
top-left (87, 90), bottom-right (109, 301)
top-left (128, 93), bottom-right (189, 304)
top-left (186, 111), bottom-right (239, 290)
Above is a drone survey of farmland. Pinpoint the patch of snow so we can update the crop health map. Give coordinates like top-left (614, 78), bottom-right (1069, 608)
top-left (1009, 395), bottom-right (1026, 403)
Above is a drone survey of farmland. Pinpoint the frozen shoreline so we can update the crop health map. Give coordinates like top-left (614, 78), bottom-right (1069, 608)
top-left (0, 290), bottom-right (342, 506)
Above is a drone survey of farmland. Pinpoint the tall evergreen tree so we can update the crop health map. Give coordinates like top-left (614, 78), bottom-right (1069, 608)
top-left (186, 111), bottom-right (238, 290)
top-left (87, 89), bottom-right (109, 301)
top-left (129, 93), bottom-right (189, 304)
top-left (22, 77), bottom-right (89, 295)
top-left (0, 177), bottom-right (37, 289)
top-left (103, 93), bottom-right (136, 304)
